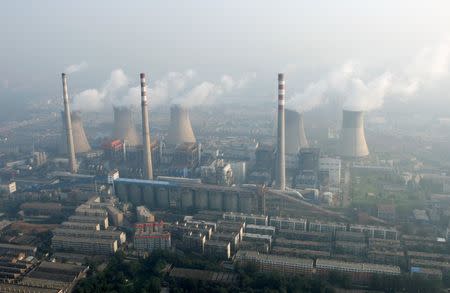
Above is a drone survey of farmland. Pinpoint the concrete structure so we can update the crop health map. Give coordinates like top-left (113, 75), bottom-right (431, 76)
top-left (136, 205), bottom-right (155, 222)
top-left (167, 104), bottom-right (196, 145)
top-left (114, 178), bottom-right (265, 214)
top-left (223, 212), bottom-right (268, 226)
top-left (309, 220), bottom-right (347, 234)
top-left (0, 243), bottom-right (37, 256)
top-left (68, 215), bottom-right (109, 229)
top-left (52, 228), bottom-right (126, 244)
top-left (61, 73), bottom-right (77, 173)
top-left (234, 250), bottom-right (314, 275)
top-left (285, 109), bottom-right (308, 154)
top-left (269, 217), bottom-right (307, 231)
top-left (319, 157), bottom-right (341, 192)
top-left (113, 106), bottom-right (141, 146)
top-left (316, 259), bottom-right (400, 284)
top-left (245, 224), bottom-right (276, 236)
top-left (339, 110), bottom-right (369, 158)
top-left (52, 236), bottom-right (118, 255)
top-left (275, 73), bottom-right (286, 190)
top-left (70, 111), bottom-right (91, 153)
top-left (133, 232), bottom-right (171, 253)
top-left (140, 73), bottom-right (153, 179)
top-left (204, 240), bottom-right (231, 259)
top-left (61, 221), bottom-right (100, 231)
top-left (349, 224), bottom-right (398, 240)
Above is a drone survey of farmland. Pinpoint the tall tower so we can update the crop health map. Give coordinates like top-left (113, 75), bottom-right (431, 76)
top-left (285, 109), bottom-right (309, 154)
top-left (340, 110), bottom-right (369, 158)
top-left (113, 106), bottom-right (141, 146)
top-left (140, 73), bottom-right (153, 180)
top-left (276, 73), bottom-right (286, 190)
top-left (61, 73), bottom-right (78, 173)
top-left (167, 105), bottom-right (196, 145)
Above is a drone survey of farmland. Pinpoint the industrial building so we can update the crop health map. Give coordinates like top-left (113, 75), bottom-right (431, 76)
top-left (339, 110), bottom-right (369, 158)
top-left (52, 236), bottom-right (118, 255)
top-left (308, 220), bottom-right (347, 234)
top-left (52, 228), bottom-right (126, 244)
top-left (113, 106), bottom-right (141, 147)
top-left (223, 212), bottom-right (268, 226)
top-left (269, 217), bottom-right (307, 231)
top-left (234, 250), bottom-right (314, 275)
top-left (114, 178), bottom-right (265, 214)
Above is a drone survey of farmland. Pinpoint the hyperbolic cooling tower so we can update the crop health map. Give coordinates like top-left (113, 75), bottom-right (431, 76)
top-left (276, 73), bottom-right (286, 190)
top-left (166, 104), bottom-right (196, 145)
top-left (340, 110), bottom-right (369, 158)
top-left (140, 73), bottom-right (153, 180)
top-left (285, 109), bottom-right (308, 154)
top-left (113, 106), bottom-right (142, 146)
top-left (61, 73), bottom-right (77, 173)
top-left (60, 111), bottom-right (91, 154)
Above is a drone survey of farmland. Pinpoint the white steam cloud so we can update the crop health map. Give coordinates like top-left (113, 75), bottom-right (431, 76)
top-left (72, 69), bottom-right (255, 111)
top-left (64, 61), bottom-right (88, 74)
top-left (287, 38), bottom-right (450, 112)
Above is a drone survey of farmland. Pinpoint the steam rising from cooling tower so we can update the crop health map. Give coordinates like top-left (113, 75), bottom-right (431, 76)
top-left (61, 73), bottom-right (78, 173)
top-left (113, 106), bottom-right (142, 146)
top-left (167, 104), bottom-right (196, 145)
top-left (276, 73), bottom-right (286, 190)
top-left (285, 109), bottom-right (308, 154)
top-left (339, 110), bottom-right (369, 158)
top-left (60, 111), bottom-right (91, 154)
top-left (140, 73), bottom-right (153, 180)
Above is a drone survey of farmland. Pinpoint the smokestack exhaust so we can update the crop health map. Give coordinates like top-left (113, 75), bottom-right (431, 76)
top-left (61, 73), bottom-right (78, 173)
top-left (340, 110), bottom-right (369, 158)
top-left (140, 73), bottom-right (153, 180)
top-left (276, 73), bottom-right (286, 190)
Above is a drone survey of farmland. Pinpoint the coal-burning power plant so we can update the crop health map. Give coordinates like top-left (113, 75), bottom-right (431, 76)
top-left (113, 106), bottom-right (142, 147)
top-left (140, 73), bottom-right (153, 180)
top-left (275, 73), bottom-right (286, 190)
top-left (61, 73), bottom-right (78, 173)
top-left (60, 111), bottom-right (91, 154)
top-left (339, 110), bottom-right (369, 158)
top-left (285, 109), bottom-right (308, 154)
top-left (167, 104), bottom-right (196, 146)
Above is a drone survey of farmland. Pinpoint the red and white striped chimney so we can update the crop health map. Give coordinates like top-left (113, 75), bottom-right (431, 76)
top-left (140, 73), bottom-right (153, 180)
top-left (276, 73), bottom-right (286, 190)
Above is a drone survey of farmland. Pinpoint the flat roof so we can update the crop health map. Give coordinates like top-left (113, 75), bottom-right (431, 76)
top-left (316, 258), bottom-right (400, 274)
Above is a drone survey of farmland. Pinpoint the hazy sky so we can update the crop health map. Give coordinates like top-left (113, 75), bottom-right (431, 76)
top-left (1, 0), bottom-right (450, 114)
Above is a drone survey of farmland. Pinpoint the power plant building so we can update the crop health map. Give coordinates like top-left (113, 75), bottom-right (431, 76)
top-left (113, 106), bottom-right (142, 147)
top-left (285, 109), bottom-right (308, 170)
top-left (340, 110), bottom-right (369, 158)
top-left (114, 178), bottom-right (266, 214)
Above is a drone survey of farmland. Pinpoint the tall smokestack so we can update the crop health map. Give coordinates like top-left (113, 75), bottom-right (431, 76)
top-left (113, 106), bottom-right (141, 146)
top-left (167, 105), bottom-right (196, 145)
top-left (285, 109), bottom-right (308, 154)
top-left (61, 73), bottom-right (78, 173)
top-left (276, 73), bottom-right (286, 190)
top-left (140, 73), bottom-right (153, 180)
top-left (340, 110), bottom-right (369, 158)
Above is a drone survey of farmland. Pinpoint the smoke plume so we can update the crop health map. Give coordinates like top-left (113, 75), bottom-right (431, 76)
top-left (72, 69), bottom-right (255, 111)
top-left (287, 38), bottom-right (450, 112)
top-left (64, 61), bottom-right (88, 74)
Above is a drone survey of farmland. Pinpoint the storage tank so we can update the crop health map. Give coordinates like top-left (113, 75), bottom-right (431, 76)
top-left (156, 187), bottom-right (169, 208)
top-left (129, 185), bottom-right (142, 205)
top-left (208, 191), bottom-right (223, 211)
top-left (181, 189), bottom-right (194, 209)
top-left (194, 190), bottom-right (208, 209)
top-left (224, 192), bottom-right (239, 212)
top-left (143, 185), bottom-right (155, 207)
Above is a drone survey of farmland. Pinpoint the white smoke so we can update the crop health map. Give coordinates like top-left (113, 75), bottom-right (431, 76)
top-left (72, 69), bottom-right (129, 111)
top-left (121, 70), bottom-right (196, 107)
top-left (72, 69), bottom-right (254, 111)
top-left (172, 72), bottom-right (256, 107)
top-left (287, 38), bottom-right (450, 112)
top-left (64, 61), bottom-right (88, 74)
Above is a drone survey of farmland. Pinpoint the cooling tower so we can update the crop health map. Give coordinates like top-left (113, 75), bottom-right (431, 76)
top-left (285, 109), bottom-right (308, 154)
top-left (340, 110), bottom-right (369, 158)
top-left (113, 106), bottom-right (142, 146)
top-left (61, 73), bottom-right (77, 173)
top-left (166, 104), bottom-right (196, 145)
top-left (60, 111), bottom-right (91, 154)
top-left (140, 73), bottom-right (153, 180)
top-left (276, 73), bottom-right (286, 190)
